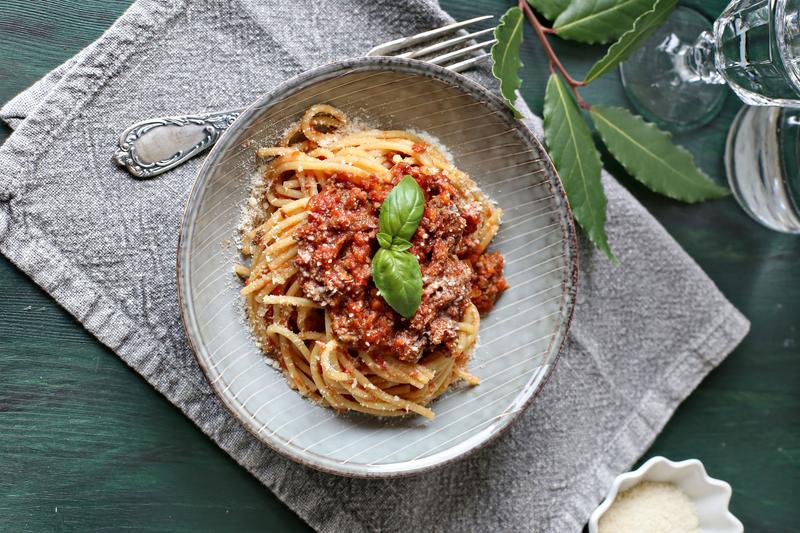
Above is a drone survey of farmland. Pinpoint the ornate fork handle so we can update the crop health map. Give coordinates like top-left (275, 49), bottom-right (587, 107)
top-left (113, 109), bottom-right (242, 178)
top-left (114, 16), bottom-right (495, 178)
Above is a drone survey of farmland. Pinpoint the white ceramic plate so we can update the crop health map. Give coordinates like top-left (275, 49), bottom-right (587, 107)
top-left (178, 57), bottom-right (578, 477)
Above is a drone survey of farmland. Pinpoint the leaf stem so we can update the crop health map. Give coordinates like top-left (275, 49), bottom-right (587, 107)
top-left (518, 0), bottom-right (591, 109)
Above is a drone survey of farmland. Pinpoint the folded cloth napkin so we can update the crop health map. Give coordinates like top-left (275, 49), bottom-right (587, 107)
top-left (0, 0), bottom-right (749, 531)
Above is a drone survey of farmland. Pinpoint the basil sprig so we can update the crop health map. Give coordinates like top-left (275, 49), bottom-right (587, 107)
top-left (372, 176), bottom-right (425, 318)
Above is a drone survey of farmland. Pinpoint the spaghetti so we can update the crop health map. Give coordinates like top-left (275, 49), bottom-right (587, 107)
top-left (237, 104), bottom-right (506, 419)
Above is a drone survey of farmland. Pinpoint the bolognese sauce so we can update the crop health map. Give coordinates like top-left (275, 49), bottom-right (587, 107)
top-left (294, 161), bottom-right (507, 363)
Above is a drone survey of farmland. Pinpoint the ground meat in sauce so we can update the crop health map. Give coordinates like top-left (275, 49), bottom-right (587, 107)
top-left (470, 252), bottom-right (509, 313)
top-left (294, 162), bottom-right (507, 363)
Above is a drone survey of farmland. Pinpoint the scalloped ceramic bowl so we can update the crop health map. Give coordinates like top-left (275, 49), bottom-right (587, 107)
top-left (178, 57), bottom-right (578, 477)
top-left (589, 456), bottom-right (743, 533)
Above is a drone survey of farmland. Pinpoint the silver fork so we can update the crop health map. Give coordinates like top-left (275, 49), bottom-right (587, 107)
top-left (114, 16), bottom-right (495, 178)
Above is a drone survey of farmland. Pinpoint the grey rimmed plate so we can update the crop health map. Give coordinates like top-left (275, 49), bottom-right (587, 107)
top-left (178, 57), bottom-right (578, 477)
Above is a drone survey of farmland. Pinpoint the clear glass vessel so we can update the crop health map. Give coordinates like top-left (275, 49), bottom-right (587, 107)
top-left (725, 105), bottom-right (800, 232)
top-left (620, 0), bottom-right (800, 131)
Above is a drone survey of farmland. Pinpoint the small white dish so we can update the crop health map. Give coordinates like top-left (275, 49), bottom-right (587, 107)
top-left (589, 456), bottom-right (743, 533)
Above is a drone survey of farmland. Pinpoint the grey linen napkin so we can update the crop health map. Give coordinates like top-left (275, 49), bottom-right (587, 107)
top-left (0, 0), bottom-right (749, 531)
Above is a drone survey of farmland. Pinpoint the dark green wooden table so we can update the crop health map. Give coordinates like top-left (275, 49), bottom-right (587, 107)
top-left (1, 1), bottom-right (797, 531)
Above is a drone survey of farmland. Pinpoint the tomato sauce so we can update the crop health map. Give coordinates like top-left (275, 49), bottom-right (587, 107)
top-left (294, 162), bottom-right (507, 363)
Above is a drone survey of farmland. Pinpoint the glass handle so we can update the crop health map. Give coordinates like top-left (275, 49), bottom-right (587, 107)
top-left (676, 30), bottom-right (725, 85)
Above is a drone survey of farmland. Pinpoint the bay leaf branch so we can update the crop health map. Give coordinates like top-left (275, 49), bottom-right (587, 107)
top-left (590, 105), bottom-right (730, 202)
top-left (544, 73), bottom-right (615, 261)
top-left (491, 7), bottom-right (525, 118)
top-left (553, 0), bottom-right (656, 44)
top-left (584, 0), bottom-right (677, 84)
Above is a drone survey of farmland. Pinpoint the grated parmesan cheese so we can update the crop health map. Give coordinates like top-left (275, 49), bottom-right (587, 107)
top-left (598, 481), bottom-right (699, 533)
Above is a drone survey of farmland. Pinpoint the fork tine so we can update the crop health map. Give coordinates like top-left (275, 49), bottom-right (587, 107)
top-left (427, 40), bottom-right (496, 66)
top-left (365, 15), bottom-right (493, 56)
top-left (397, 27), bottom-right (495, 59)
top-left (446, 52), bottom-right (492, 73)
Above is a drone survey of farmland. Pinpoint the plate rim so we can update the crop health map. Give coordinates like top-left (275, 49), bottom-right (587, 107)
top-left (177, 56), bottom-right (579, 478)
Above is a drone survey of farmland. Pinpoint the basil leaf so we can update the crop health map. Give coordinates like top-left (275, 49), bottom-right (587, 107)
top-left (373, 176), bottom-right (425, 317)
top-left (376, 232), bottom-right (393, 249)
top-left (372, 248), bottom-right (423, 318)
top-left (379, 175), bottom-right (425, 241)
top-left (389, 237), bottom-right (413, 252)
top-left (377, 233), bottom-right (412, 252)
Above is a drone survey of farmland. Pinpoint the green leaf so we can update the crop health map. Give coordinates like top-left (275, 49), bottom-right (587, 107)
top-left (554, 0), bottom-right (655, 44)
top-left (376, 232), bottom-right (393, 249)
top-left (389, 237), bottom-right (413, 252)
top-left (379, 175), bottom-right (425, 241)
top-left (584, 0), bottom-right (676, 83)
top-left (590, 106), bottom-right (730, 202)
top-left (378, 231), bottom-right (412, 252)
top-left (543, 73), bottom-right (615, 261)
top-left (526, 0), bottom-right (570, 21)
top-left (374, 176), bottom-right (425, 317)
top-left (491, 7), bottom-right (524, 118)
top-left (372, 248), bottom-right (423, 318)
